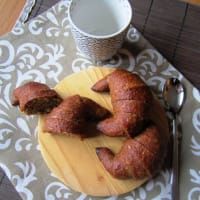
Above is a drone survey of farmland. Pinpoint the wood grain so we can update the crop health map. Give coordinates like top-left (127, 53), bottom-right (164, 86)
top-left (0, 0), bottom-right (26, 36)
top-left (37, 67), bottom-right (169, 196)
top-left (182, 0), bottom-right (200, 5)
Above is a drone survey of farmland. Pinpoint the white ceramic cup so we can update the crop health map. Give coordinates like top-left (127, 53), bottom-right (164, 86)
top-left (68, 0), bottom-right (132, 62)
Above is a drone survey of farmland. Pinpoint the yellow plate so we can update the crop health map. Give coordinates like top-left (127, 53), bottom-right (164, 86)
top-left (38, 67), bottom-right (169, 196)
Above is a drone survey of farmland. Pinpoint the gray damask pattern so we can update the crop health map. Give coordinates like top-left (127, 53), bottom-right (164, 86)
top-left (0, 1), bottom-right (200, 200)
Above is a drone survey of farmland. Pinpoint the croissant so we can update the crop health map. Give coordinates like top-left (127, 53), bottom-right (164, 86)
top-left (91, 69), bottom-right (153, 137)
top-left (12, 82), bottom-right (62, 114)
top-left (96, 124), bottom-right (165, 179)
top-left (92, 69), bottom-right (168, 179)
top-left (43, 95), bottom-right (110, 138)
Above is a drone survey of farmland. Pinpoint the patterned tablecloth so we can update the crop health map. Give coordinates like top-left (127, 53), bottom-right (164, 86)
top-left (0, 1), bottom-right (200, 199)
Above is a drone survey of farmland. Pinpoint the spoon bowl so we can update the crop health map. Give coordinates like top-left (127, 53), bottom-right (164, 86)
top-left (163, 78), bottom-right (185, 114)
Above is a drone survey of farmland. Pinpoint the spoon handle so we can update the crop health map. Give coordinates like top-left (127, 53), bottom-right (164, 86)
top-left (171, 115), bottom-right (180, 200)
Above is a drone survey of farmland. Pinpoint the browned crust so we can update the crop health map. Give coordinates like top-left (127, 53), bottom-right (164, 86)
top-left (12, 82), bottom-right (62, 114)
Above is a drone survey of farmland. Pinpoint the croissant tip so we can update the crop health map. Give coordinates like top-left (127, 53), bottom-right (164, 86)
top-left (91, 85), bottom-right (98, 92)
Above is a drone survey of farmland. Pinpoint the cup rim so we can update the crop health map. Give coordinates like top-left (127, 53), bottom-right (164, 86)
top-left (68, 0), bottom-right (132, 39)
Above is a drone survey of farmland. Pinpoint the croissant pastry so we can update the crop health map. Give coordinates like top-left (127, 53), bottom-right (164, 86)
top-left (12, 82), bottom-right (62, 114)
top-left (92, 69), bottom-right (153, 137)
top-left (96, 124), bottom-right (165, 179)
top-left (43, 95), bottom-right (110, 137)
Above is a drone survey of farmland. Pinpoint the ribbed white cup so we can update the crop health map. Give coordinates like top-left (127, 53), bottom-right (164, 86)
top-left (68, 0), bottom-right (132, 62)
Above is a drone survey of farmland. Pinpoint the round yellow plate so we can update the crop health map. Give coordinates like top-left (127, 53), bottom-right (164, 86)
top-left (38, 67), bottom-right (169, 196)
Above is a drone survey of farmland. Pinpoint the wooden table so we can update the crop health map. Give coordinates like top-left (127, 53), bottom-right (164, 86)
top-left (183, 0), bottom-right (200, 5)
top-left (0, 0), bottom-right (26, 35)
top-left (0, 0), bottom-right (200, 199)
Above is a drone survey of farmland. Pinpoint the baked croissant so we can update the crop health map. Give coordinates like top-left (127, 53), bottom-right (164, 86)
top-left (12, 82), bottom-right (62, 114)
top-left (96, 124), bottom-right (165, 179)
top-left (91, 69), bottom-right (153, 137)
top-left (43, 95), bottom-right (110, 138)
top-left (92, 69), bottom-right (168, 179)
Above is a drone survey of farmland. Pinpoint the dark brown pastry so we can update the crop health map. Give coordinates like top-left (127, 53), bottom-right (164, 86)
top-left (92, 69), bottom-right (168, 180)
top-left (96, 124), bottom-right (165, 179)
top-left (92, 69), bottom-right (153, 137)
top-left (12, 82), bottom-right (62, 114)
top-left (43, 95), bottom-right (110, 137)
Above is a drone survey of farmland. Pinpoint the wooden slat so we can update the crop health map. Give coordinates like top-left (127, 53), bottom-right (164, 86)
top-left (137, 0), bottom-right (187, 61)
top-left (131, 0), bottom-right (153, 31)
top-left (173, 4), bottom-right (200, 87)
top-left (133, 0), bottom-right (200, 89)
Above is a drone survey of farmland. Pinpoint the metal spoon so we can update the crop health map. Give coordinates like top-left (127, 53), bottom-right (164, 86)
top-left (162, 78), bottom-right (185, 200)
